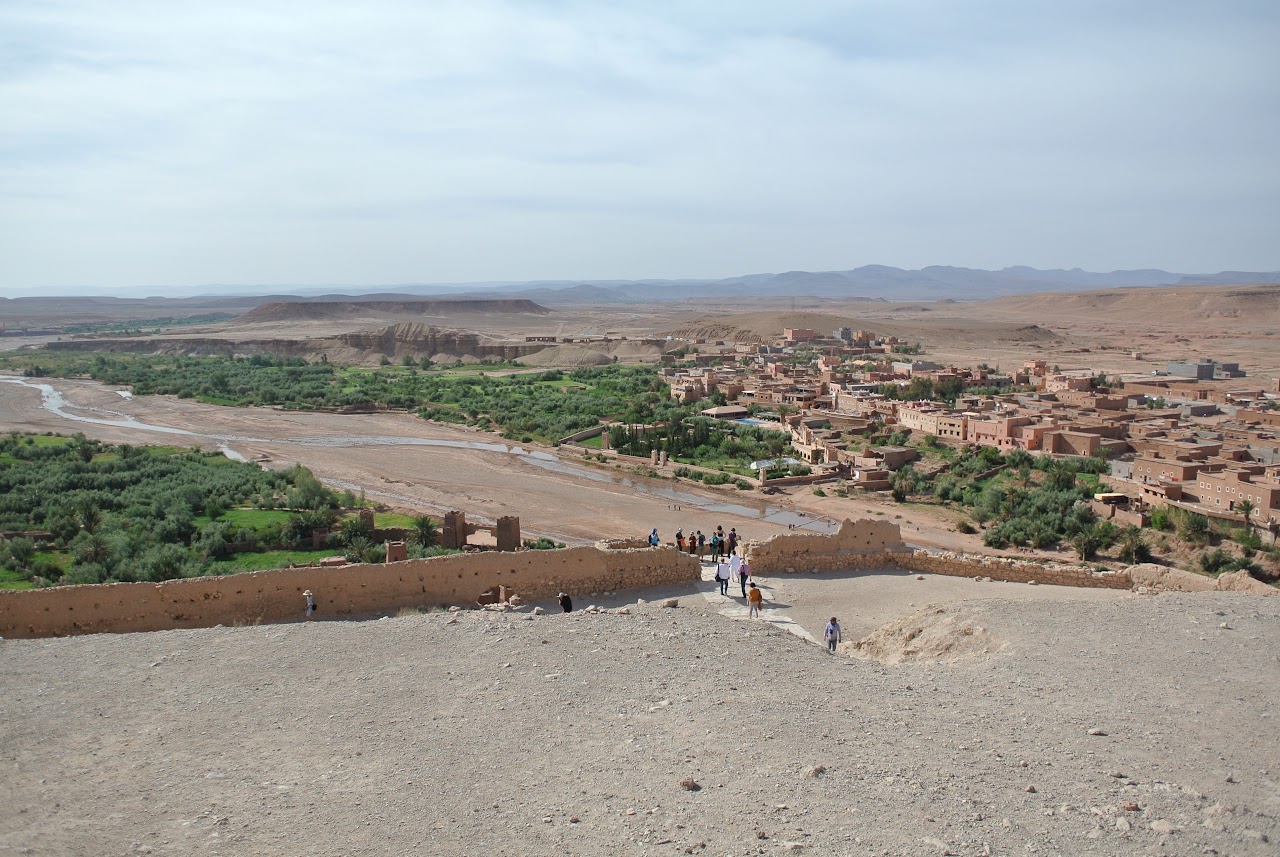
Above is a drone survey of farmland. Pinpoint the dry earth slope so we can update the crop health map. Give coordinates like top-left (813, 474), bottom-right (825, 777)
top-left (2, 588), bottom-right (1277, 856)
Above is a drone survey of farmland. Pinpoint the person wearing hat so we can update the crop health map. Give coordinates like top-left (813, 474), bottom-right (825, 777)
top-left (824, 617), bottom-right (842, 653)
top-left (304, 590), bottom-right (317, 622)
top-left (558, 592), bottom-right (573, 613)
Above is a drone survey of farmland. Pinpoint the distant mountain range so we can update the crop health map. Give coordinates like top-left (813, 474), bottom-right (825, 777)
top-left (5, 267), bottom-right (1279, 311)
top-left (468, 266), bottom-right (1280, 303)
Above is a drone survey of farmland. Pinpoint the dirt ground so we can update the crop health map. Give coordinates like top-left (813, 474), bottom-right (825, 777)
top-left (2, 584), bottom-right (1276, 857)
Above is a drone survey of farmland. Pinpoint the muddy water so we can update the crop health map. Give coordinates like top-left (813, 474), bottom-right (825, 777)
top-left (0, 375), bottom-right (837, 533)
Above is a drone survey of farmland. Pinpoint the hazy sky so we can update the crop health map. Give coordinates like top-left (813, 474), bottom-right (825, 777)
top-left (2, 0), bottom-right (1278, 295)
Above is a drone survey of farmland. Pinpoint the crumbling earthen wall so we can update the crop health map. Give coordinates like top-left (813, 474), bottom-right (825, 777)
top-left (0, 546), bottom-right (699, 639)
top-left (746, 518), bottom-right (1131, 589)
top-left (895, 551), bottom-right (1133, 589)
top-left (744, 518), bottom-right (909, 571)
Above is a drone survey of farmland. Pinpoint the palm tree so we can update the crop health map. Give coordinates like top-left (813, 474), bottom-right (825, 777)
top-left (411, 515), bottom-right (439, 548)
top-left (336, 515), bottom-right (373, 546)
top-left (1118, 525), bottom-right (1149, 564)
top-left (1236, 499), bottom-right (1256, 533)
top-left (76, 499), bottom-right (102, 534)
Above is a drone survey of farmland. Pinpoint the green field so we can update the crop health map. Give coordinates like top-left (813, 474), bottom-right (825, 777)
top-left (210, 549), bottom-right (338, 573)
top-left (218, 509), bottom-right (296, 529)
top-left (0, 568), bottom-right (34, 589)
top-left (374, 512), bottom-right (418, 529)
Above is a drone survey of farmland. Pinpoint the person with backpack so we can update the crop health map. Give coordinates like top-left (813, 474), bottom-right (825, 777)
top-left (824, 617), bottom-right (842, 653)
top-left (714, 559), bottom-right (731, 595)
top-left (558, 592), bottom-right (573, 613)
top-left (648, 528), bottom-right (660, 547)
top-left (695, 530), bottom-right (706, 558)
top-left (303, 589), bottom-right (317, 622)
top-left (708, 532), bottom-right (722, 562)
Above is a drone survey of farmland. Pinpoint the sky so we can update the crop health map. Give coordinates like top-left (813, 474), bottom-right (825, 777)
top-left (1, 0), bottom-right (1278, 296)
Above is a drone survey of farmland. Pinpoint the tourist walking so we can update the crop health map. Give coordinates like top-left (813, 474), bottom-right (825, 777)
top-left (709, 532), bottom-right (722, 562)
top-left (824, 617), bottom-right (842, 653)
top-left (714, 560), bottom-right (730, 595)
top-left (727, 527), bottom-right (738, 555)
top-left (304, 589), bottom-right (316, 622)
top-left (558, 592), bottom-right (573, 613)
top-left (730, 552), bottom-right (746, 597)
top-left (747, 582), bottom-right (764, 618)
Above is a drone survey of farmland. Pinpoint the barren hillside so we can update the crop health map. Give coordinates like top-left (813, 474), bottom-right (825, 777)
top-left (971, 283), bottom-right (1280, 328)
top-left (237, 299), bottom-right (551, 325)
top-left (2, 590), bottom-right (1276, 856)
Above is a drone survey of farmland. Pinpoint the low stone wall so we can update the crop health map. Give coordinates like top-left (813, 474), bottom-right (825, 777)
top-left (895, 551), bottom-right (1132, 589)
top-left (745, 518), bottom-right (1131, 589)
top-left (745, 518), bottom-right (909, 572)
top-left (0, 546), bottom-right (700, 639)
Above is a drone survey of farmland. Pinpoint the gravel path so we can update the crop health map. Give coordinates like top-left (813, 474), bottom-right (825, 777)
top-left (2, 584), bottom-right (1276, 857)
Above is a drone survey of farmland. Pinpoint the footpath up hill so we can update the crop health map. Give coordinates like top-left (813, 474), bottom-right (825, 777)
top-left (1, 590), bottom-right (1277, 856)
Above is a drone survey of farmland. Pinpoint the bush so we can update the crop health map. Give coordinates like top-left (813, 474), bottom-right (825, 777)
top-left (522, 537), bottom-right (565, 550)
top-left (1233, 527), bottom-right (1263, 552)
top-left (955, 520), bottom-right (976, 535)
top-left (1149, 505), bottom-right (1174, 532)
top-left (1198, 548), bottom-right (1232, 576)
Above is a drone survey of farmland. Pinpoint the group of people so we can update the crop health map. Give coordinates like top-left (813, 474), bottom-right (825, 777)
top-left (646, 525), bottom-right (767, 617)
top-left (649, 525), bottom-right (739, 561)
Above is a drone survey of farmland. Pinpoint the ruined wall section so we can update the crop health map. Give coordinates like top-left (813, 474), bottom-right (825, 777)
top-left (0, 546), bottom-right (698, 639)
top-left (746, 518), bottom-right (1131, 589)
top-left (745, 518), bottom-right (909, 573)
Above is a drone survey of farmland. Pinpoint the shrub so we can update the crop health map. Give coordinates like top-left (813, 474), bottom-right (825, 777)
top-left (1149, 505), bottom-right (1174, 532)
top-left (955, 520), bottom-right (976, 534)
top-left (1197, 548), bottom-right (1231, 576)
top-left (522, 537), bottom-right (565, 550)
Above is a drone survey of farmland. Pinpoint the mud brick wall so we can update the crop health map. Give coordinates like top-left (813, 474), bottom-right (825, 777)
top-left (745, 518), bottom-right (1132, 590)
top-left (894, 552), bottom-right (1133, 589)
top-left (744, 518), bottom-right (909, 573)
top-left (0, 546), bottom-right (699, 639)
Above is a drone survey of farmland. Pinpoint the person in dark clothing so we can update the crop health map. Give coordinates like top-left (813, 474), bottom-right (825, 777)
top-left (558, 592), bottom-right (573, 613)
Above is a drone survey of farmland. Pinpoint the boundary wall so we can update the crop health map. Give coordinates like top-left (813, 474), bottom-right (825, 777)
top-left (745, 518), bottom-right (1132, 589)
top-left (0, 546), bottom-right (699, 640)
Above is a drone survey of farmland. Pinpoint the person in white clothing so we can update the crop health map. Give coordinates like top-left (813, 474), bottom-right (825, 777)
top-left (714, 561), bottom-right (730, 595)
top-left (824, 617), bottom-right (842, 653)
